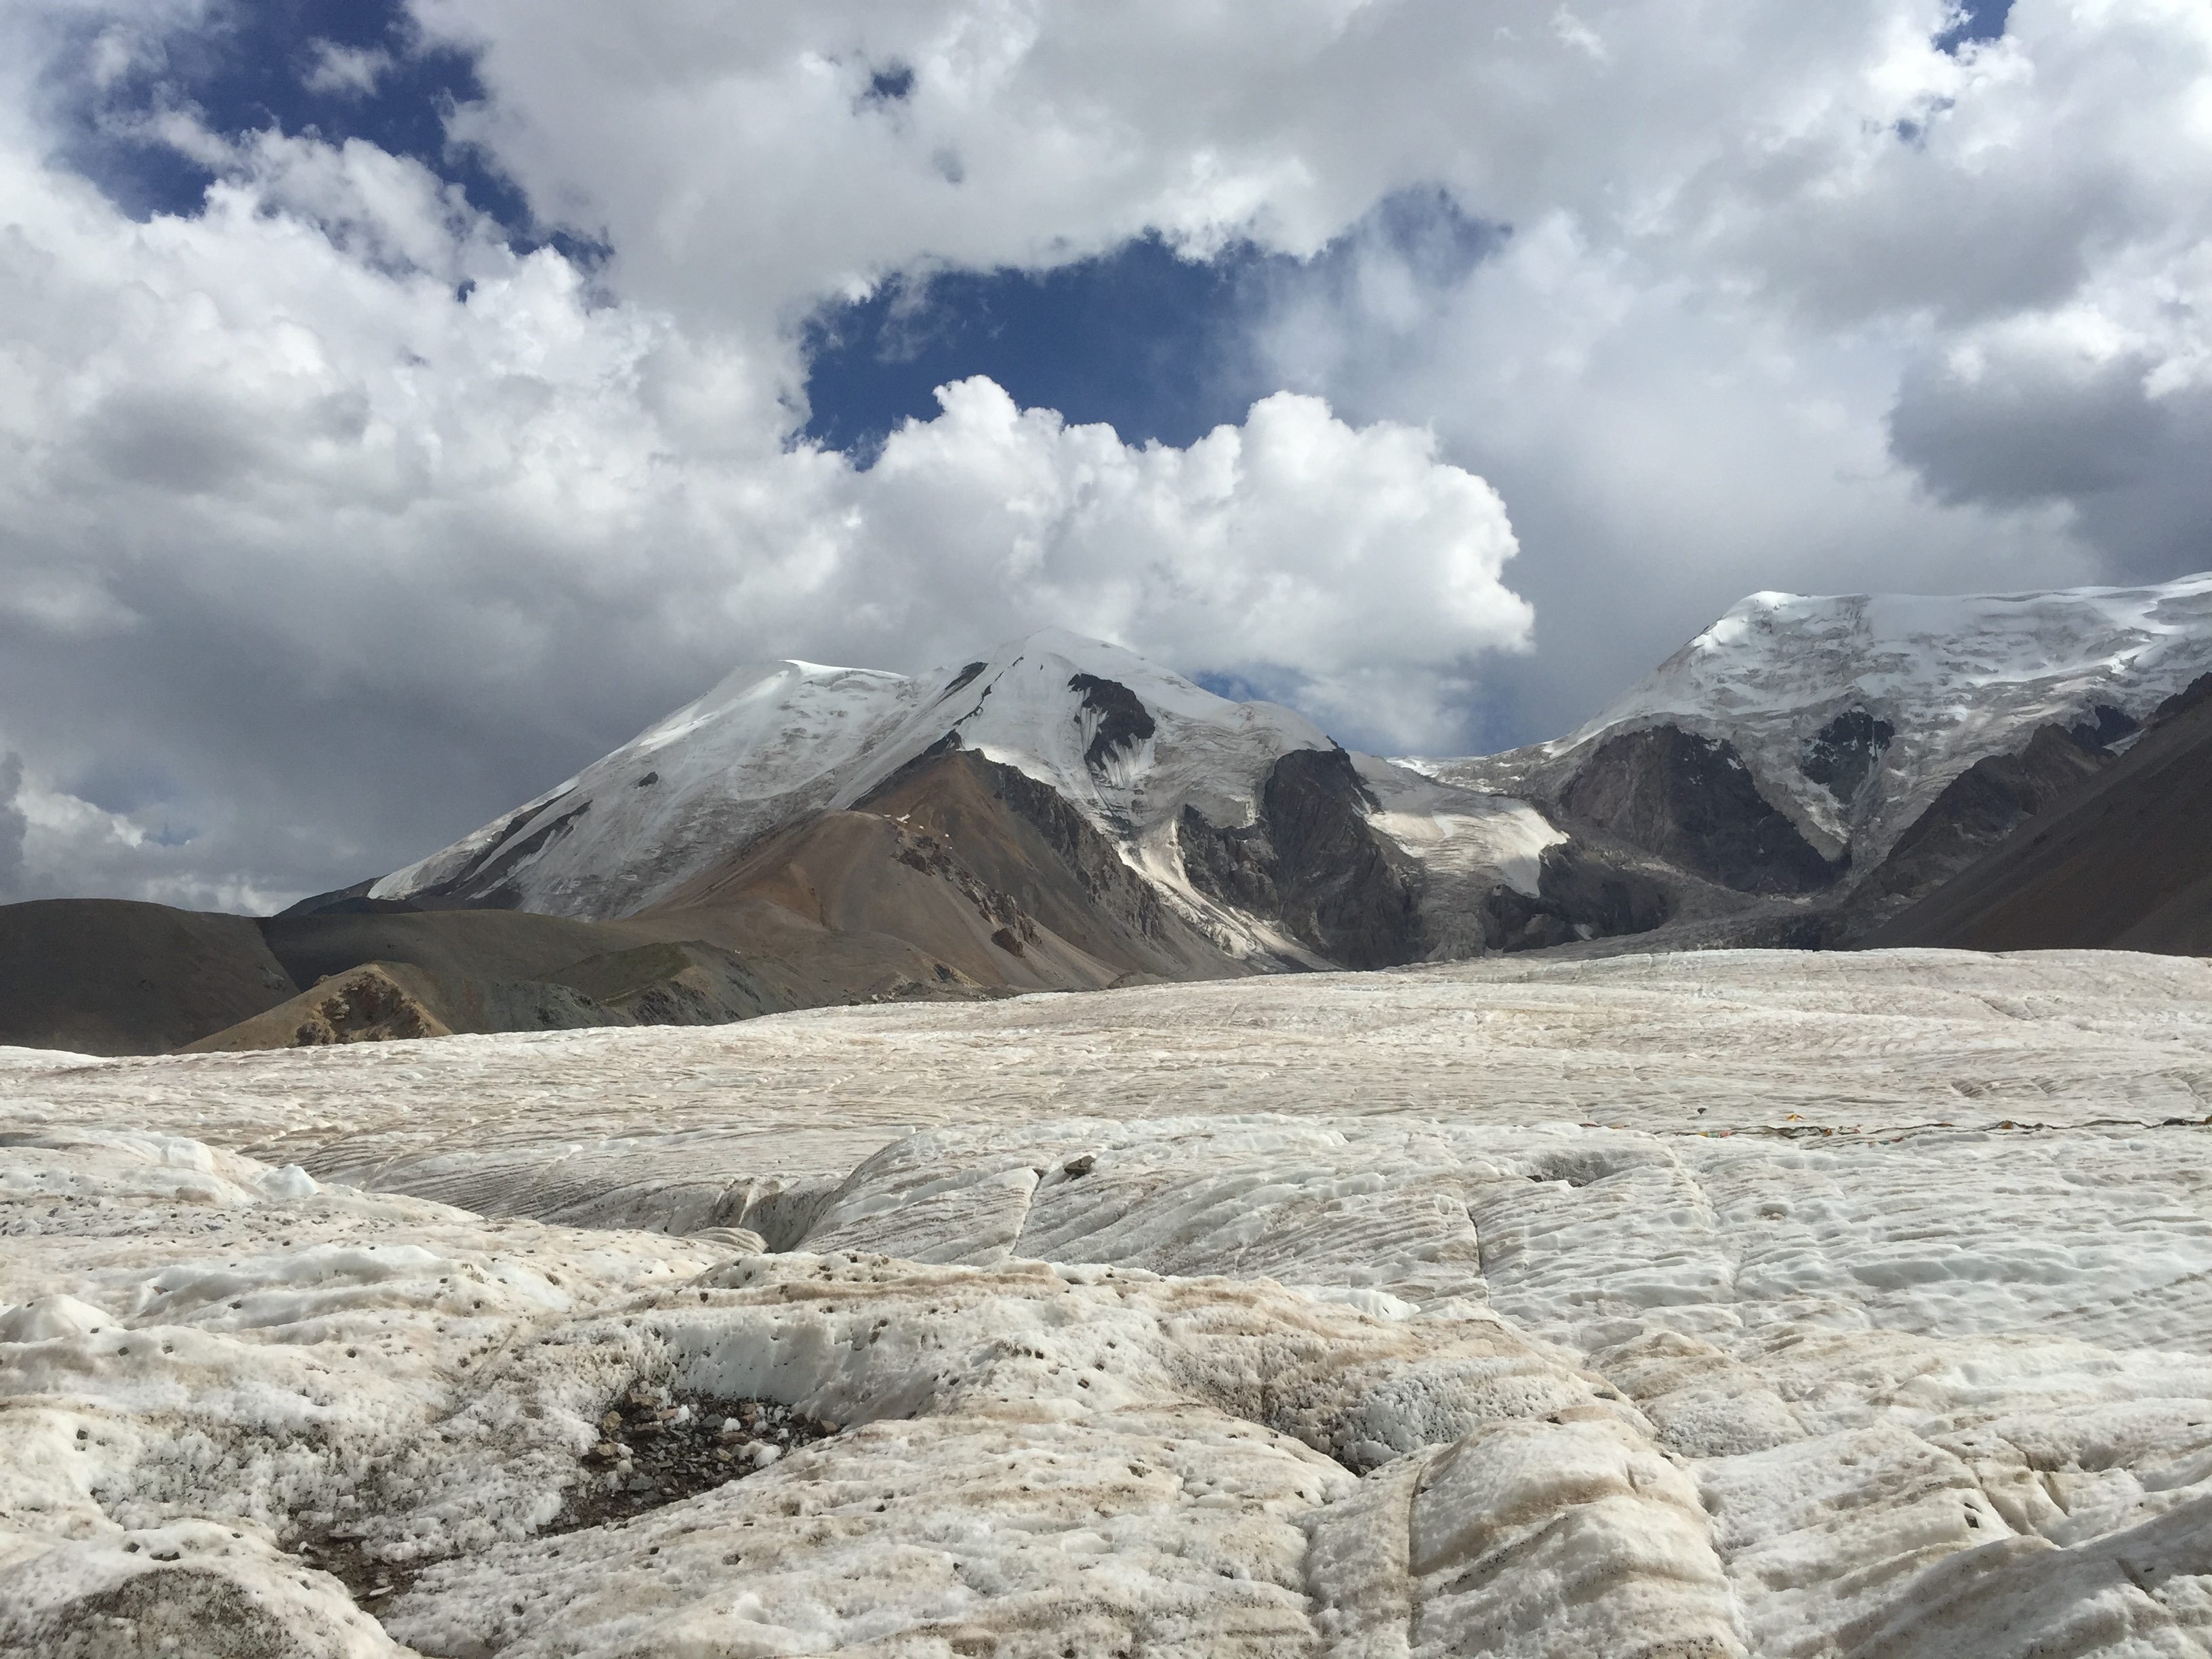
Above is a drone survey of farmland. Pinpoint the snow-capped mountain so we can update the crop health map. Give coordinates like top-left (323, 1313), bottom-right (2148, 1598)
top-left (1426, 573), bottom-right (2212, 876)
top-left (26, 580), bottom-right (2209, 1063)
top-left (371, 629), bottom-right (1586, 979)
top-left (374, 630), bottom-right (1338, 921)
top-left (365, 577), bottom-right (2212, 1003)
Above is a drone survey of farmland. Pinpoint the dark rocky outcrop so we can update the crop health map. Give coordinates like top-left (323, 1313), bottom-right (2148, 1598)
top-left (1068, 673), bottom-right (1156, 773)
top-left (1179, 747), bottom-right (1425, 968)
top-left (1438, 841), bottom-right (1675, 956)
top-left (1556, 725), bottom-right (1838, 895)
top-left (1801, 709), bottom-right (1895, 802)
top-left (1532, 841), bottom-right (1674, 938)
top-left (2067, 703), bottom-right (2139, 752)
top-left (954, 752), bottom-right (1176, 949)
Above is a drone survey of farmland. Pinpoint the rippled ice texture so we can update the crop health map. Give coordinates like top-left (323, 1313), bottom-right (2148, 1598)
top-left (5, 949), bottom-right (2212, 1657)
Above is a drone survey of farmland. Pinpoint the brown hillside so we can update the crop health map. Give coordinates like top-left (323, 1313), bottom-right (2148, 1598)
top-left (184, 960), bottom-right (620, 1052)
top-left (1862, 675), bottom-right (2212, 954)
top-left (635, 747), bottom-right (1249, 994)
top-left (0, 899), bottom-right (298, 1054)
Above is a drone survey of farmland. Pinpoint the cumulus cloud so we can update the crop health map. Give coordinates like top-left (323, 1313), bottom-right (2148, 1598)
top-left (0, 82), bottom-right (1521, 902)
top-left (411, 0), bottom-right (2138, 330)
top-left (2, 0), bottom-right (2209, 901)
top-left (1251, 207), bottom-right (2098, 740)
top-left (865, 379), bottom-right (1530, 744)
top-left (409, 1), bottom-right (2211, 710)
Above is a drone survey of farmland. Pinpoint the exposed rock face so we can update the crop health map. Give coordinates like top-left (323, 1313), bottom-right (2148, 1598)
top-left (1411, 839), bottom-right (1674, 957)
top-left (1555, 726), bottom-right (1837, 895)
top-left (951, 750), bottom-right (1179, 952)
top-left (1067, 672), bottom-right (1156, 775)
top-left (646, 745), bottom-right (1244, 994)
top-left (1799, 708), bottom-right (1894, 803)
top-left (1530, 841), bottom-right (1673, 940)
top-left (2068, 703), bottom-right (2140, 751)
top-left (847, 743), bottom-right (1240, 983)
top-left (1429, 575), bottom-right (2212, 886)
top-left (1179, 747), bottom-right (1426, 968)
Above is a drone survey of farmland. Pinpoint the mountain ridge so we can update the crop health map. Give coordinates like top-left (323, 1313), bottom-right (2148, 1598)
top-left (11, 575), bottom-right (2208, 1054)
top-left (1423, 573), bottom-right (2212, 875)
top-left (367, 627), bottom-right (1603, 979)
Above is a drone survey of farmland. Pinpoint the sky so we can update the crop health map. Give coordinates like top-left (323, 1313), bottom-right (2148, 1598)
top-left (1, 0), bottom-right (2207, 912)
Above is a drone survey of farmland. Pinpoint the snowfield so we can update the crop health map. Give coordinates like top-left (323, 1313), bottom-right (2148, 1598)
top-left (7, 949), bottom-right (2212, 1656)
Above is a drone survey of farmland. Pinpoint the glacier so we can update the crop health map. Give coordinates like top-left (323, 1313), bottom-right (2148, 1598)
top-left (7, 947), bottom-right (2212, 1656)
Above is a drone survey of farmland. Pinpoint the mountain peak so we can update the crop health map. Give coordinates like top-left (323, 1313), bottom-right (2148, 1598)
top-left (373, 632), bottom-right (1339, 922)
top-left (1441, 569), bottom-right (2212, 872)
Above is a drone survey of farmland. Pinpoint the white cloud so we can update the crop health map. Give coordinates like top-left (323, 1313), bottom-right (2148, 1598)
top-left (404, 1), bottom-right (2212, 705)
top-left (1250, 207), bottom-right (2100, 737)
top-left (865, 378), bottom-right (1531, 745)
top-left (301, 41), bottom-right (393, 99)
top-left (0, 85), bottom-right (1523, 901)
top-left (2, 0), bottom-right (2209, 900)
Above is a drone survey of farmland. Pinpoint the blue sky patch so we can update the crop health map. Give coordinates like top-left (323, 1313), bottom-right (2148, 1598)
top-left (1936, 0), bottom-right (2013, 54)
top-left (47, 0), bottom-right (534, 239)
top-left (800, 188), bottom-right (1504, 462)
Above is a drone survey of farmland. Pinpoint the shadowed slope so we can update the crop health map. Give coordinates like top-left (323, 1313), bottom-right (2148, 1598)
top-left (1864, 676), bottom-right (2212, 954)
top-left (2, 901), bottom-right (811, 1056)
top-left (0, 900), bottom-right (298, 1054)
top-left (261, 908), bottom-right (667, 991)
top-left (182, 960), bottom-right (627, 1052)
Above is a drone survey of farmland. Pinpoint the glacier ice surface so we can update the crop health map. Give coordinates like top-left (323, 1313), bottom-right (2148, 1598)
top-left (7, 948), bottom-right (2212, 1655)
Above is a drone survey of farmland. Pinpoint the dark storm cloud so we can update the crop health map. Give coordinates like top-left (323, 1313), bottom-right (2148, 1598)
top-left (1892, 355), bottom-right (2212, 584)
top-left (0, 755), bottom-right (25, 900)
